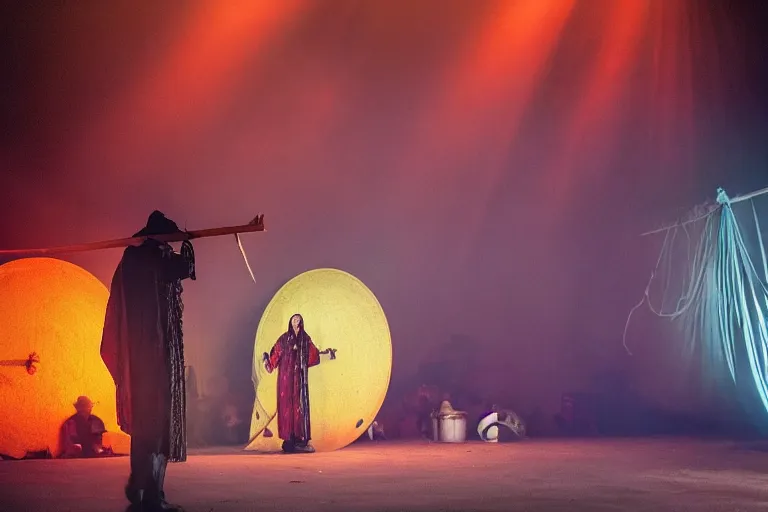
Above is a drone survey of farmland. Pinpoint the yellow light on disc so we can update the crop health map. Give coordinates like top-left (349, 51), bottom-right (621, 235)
top-left (246, 268), bottom-right (391, 452)
top-left (0, 258), bottom-right (130, 458)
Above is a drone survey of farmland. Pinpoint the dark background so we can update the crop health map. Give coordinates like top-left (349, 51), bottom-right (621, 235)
top-left (2, 0), bottom-right (767, 436)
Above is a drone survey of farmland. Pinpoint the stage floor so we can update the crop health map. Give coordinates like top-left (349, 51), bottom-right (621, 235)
top-left (2, 438), bottom-right (768, 511)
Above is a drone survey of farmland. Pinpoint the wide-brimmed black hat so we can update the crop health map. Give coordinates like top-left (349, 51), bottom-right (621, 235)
top-left (133, 210), bottom-right (185, 237)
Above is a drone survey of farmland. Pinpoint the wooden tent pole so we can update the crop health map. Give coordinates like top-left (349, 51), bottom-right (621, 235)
top-left (0, 215), bottom-right (265, 258)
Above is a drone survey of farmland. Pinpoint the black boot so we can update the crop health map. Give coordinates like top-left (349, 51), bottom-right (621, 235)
top-left (281, 439), bottom-right (296, 453)
top-left (127, 443), bottom-right (150, 507)
top-left (124, 474), bottom-right (142, 506)
top-left (142, 454), bottom-right (184, 511)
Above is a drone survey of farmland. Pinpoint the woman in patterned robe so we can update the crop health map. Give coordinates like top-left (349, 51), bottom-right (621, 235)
top-left (263, 314), bottom-right (323, 453)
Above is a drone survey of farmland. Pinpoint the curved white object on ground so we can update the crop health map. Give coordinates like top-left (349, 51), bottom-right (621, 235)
top-left (478, 412), bottom-right (500, 442)
top-left (478, 410), bottom-right (526, 442)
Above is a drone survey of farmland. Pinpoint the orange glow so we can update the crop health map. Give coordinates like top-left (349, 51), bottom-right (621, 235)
top-left (135, 1), bottom-right (303, 129)
top-left (549, 1), bottom-right (650, 203)
top-left (0, 258), bottom-right (129, 458)
top-left (83, 1), bottom-right (305, 172)
top-left (391, 0), bottom-right (576, 261)
top-left (649, 1), bottom-right (695, 173)
top-left (407, 0), bottom-right (576, 173)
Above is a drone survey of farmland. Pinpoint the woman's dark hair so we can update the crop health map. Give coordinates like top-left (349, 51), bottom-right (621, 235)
top-left (287, 314), bottom-right (305, 336)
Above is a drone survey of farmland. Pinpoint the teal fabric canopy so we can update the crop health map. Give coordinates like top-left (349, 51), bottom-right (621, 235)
top-left (626, 187), bottom-right (768, 415)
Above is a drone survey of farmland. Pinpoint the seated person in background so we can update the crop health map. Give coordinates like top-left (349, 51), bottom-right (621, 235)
top-left (221, 402), bottom-right (248, 445)
top-left (60, 396), bottom-right (111, 458)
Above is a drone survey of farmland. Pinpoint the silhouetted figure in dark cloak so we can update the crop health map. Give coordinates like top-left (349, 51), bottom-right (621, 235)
top-left (101, 211), bottom-right (196, 511)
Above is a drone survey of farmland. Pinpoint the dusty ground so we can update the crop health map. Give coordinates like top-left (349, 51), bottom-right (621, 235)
top-left (2, 438), bottom-right (768, 511)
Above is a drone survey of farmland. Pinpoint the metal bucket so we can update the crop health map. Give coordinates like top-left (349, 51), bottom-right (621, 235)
top-left (438, 411), bottom-right (467, 443)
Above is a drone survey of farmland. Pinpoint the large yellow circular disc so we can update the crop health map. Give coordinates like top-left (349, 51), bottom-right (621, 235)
top-left (0, 257), bottom-right (130, 458)
top-left (246, 268), bottom-right (391, 452)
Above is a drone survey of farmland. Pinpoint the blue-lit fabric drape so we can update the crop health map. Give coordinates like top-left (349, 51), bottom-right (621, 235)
top-left (626, 188), bottom-right (768, 415)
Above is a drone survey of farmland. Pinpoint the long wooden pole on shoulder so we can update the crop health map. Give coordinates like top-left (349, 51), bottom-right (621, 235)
top-left (0, 215), bottom-right (265, 258)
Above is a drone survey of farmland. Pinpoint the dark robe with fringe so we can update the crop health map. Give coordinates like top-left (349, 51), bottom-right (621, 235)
top-left (265, 321), bottom-right (320, 442)
top-left (100, 240), bottom-right (193, 462)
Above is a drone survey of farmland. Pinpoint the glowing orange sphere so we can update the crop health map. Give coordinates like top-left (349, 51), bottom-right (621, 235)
top-left (0, 257), bottom-right (129, 458)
